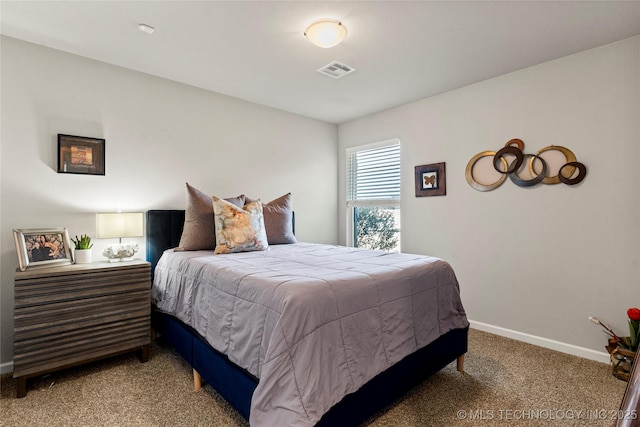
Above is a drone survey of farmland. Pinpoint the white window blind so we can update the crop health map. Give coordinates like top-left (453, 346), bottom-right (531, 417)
top-left (347, 140), bottom-right (400, 203)
top-left (346, 139), bottom-right (401, 250)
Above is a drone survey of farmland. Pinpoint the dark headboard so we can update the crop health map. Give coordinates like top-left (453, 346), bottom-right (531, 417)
top-left (145, 209), bottom-right (295, 274)
top-left (146, 210), bottom-right (185, 273)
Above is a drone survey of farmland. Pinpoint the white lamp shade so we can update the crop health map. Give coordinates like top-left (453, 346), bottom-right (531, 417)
top-left (304, 19), bottom-right (347, 48)
top-left (96, 213), bottom-right (144, 239)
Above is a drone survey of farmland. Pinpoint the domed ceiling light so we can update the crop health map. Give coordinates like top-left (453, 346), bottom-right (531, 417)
top-left (138, 23), bottom-right (155, 34)
top-left (304, 19), bottom-right (347, 48)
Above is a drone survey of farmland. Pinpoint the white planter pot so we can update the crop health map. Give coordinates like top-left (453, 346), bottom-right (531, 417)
top-left (74, 249), bottom-right (92, 264)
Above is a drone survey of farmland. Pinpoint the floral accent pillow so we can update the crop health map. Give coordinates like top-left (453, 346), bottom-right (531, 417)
top-left (212, 196), bottom-right (269, 254)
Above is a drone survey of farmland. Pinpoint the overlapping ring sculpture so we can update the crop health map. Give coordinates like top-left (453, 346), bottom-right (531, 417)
top-left (465, 139), bottom-right (587, 192)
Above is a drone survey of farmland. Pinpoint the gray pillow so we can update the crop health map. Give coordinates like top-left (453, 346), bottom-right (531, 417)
top-left (177, 183), bottom-right (245, 251)
top-left (246, 193), bottom-right (297, 245)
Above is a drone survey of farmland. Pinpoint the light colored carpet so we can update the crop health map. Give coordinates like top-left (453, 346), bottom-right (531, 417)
top-left (0, 329), bottom-right (627, 426)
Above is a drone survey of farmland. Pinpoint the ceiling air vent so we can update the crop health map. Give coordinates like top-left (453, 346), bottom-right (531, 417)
top-left (317, 61), bottom-right (356, 79)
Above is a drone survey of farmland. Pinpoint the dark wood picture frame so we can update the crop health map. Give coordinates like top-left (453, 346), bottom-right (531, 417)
top-left (57, 134), bottom-right (105, 175)
top-left (415, 162), bottom-right (446, 197)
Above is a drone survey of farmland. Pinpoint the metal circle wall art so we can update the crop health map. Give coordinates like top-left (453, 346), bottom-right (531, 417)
top-left (466, 139), bottom-right (587, 192)
top-left (465, 151), bottom-right (508, 192)
top-left (493, 145), bottom-right (524, 174)
top-left (558, 161), bottom-right (587, 185)
top-left (533, 145), bottom-right (577, 185)
top-left (508, 153), bottom-right (547, 187)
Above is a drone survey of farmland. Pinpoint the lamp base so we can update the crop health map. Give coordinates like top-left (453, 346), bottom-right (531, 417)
top-left (102, 243), bottom-right (139, 262)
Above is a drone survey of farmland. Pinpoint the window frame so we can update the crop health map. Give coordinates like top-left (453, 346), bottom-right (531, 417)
top-left (346, 138), bottom-right (401, 249)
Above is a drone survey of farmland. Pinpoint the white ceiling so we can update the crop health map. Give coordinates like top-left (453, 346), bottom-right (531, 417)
top-left (2, 1), bottom-right (640, 124)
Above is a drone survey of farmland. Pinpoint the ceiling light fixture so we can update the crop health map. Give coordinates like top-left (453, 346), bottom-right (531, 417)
top-left (138, 23), bottom-right (155, 35)
top-left (304, 19), bottom-right (347, 48)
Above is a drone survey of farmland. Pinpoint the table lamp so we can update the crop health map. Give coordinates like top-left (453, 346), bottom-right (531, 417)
top-left (96, 212), bottom-right (143, 261)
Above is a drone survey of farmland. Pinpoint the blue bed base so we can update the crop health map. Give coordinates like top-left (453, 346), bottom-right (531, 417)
top-left (153, 312), bottom-right (467, 425)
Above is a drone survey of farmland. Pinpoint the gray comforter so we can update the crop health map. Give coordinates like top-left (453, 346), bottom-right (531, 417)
top-left (152, 242), bottom-right (468, 426)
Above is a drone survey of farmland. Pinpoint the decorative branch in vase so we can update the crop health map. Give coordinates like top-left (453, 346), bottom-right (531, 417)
top-left (589, 308), bottom-right (639, 381)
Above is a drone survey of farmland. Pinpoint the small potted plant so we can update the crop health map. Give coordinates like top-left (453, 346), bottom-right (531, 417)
top-left (71, 234), bottom-right (93, 264)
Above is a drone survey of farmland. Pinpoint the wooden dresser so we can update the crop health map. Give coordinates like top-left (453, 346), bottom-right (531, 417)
top-left (13, 260), bottom-right (151, 397)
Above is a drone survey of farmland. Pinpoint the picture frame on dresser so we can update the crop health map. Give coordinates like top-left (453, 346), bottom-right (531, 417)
top-left (13, 228), bottom-right (73, 271)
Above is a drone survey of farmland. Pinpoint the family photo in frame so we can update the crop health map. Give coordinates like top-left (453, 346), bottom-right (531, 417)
top-left (13, 228), bottom-right (73, 271)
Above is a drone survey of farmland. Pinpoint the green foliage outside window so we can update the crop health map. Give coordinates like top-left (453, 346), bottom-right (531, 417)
top-left (354, 207), bottom-right (399, 252)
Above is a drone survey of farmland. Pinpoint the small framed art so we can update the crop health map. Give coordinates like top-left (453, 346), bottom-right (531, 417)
top-left (13, 228), bottom-right (73, 271)
top-left (57, 134), bottom-right (105, 175)
top-left (415, 162), bottom-right (446, 197)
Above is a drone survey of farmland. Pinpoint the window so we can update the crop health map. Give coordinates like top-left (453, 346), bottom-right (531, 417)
top-left (346, 139), bottom-right (400, 251)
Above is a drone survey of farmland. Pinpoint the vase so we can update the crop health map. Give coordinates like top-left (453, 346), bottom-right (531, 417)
top-left (74, 249), bottom-right (92, 264)
top-left (606, 338), bottom-right (636, 382)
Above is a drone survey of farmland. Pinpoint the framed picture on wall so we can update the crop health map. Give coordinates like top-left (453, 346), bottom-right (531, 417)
top-left (57, 134), bottom-right (105, 175)
top-left (415, 162), bottom-right (446, 197)
top-left (13, 228), bottom-right (74, 271)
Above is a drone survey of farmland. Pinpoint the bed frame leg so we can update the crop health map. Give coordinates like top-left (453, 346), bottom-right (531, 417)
top-left (456, 354), bottom-right (465, 372)
top-left (193, 369), bottom-right (203, 391)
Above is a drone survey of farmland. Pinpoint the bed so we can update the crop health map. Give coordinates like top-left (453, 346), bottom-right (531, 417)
top-left (147, 208), bottom-right (469, 426)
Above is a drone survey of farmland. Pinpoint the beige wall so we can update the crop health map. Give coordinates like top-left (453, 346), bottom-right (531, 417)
top-left (0, 36), bottom-right (338, 370)
top-left (338, 36), bottom-right (640, 361)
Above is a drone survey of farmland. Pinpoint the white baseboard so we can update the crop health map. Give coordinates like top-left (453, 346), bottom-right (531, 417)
top-left (1, 360), bottom-right (13, 375)
top-left (0, 321), bottom-right (612, 375)
top-left (469, 320), bottom-right (611, 364)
